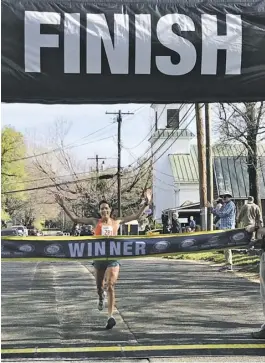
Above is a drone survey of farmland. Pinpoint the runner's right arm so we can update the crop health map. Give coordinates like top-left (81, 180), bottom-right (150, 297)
top-left (54, 194), bottom-right (97, 225)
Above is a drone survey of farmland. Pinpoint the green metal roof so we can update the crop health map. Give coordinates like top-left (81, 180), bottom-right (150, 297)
top-left (169, 144), bottom-right (265, 198)
top-left (213, 143), bottom-right (265, 157)
top-left (169, 145), bottom-right (199, 183)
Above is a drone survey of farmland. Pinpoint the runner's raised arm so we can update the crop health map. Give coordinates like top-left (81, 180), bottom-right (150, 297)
top-left (118, 190), bottom-right (151, 224)
top-left (54, 194), bottom-right (97, 226)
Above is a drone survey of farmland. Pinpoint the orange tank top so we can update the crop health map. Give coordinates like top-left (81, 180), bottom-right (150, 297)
top-left (94, 218), bottom-right (119, 236)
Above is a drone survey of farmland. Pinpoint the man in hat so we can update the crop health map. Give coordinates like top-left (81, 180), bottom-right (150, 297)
top-left (207, 191), bottom-right (236, 271)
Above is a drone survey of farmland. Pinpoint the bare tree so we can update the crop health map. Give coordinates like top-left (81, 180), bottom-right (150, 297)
top-left (30, 120), bottom-right (152, 225)
top-left (216, 102), bottom-right (265, 208)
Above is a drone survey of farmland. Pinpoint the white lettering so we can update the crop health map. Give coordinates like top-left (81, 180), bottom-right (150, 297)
top-left (135, 14), bottom-right (151, 74)
top-left (110, 241), bottom-right (121, 255)
top-left (64, 13), bottom-right (80, 73)
top-left (95, 242), bottom-right (106, 256)
top-left (86, 14), bottom-right (129, 74)
top-left (87, 242), bottom-right (92, 256)
top-left (123, 241), bottom-right (133, 255)
top-left (68, 242), bottom-right (85, 257)
top-left (135, 241), bottom-right (146, 255)
top-left (25, 11), bottom-right (60, 72)
top-left (201, 14), bottom-right (242, 75)
top-left (156, 14), bottom-right (197, 75)
top-left (24, 11), bottom-right (243, 76)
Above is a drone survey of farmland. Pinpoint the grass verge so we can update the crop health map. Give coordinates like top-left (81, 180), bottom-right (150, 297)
top-left (165, 251), bottom-right (260, 274)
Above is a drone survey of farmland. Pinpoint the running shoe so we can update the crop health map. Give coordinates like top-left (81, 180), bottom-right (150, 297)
top-left (218, 265), bottom-right (233, 272)
top-left (97, 291), bottom-right (106, 311)
top-left (105, 317), bottom-right (116, 330)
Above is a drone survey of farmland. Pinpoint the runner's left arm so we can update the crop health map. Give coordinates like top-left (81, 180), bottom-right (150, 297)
top-left (118, 202), bottom-right (149, 224)
top-left (118, 189), bottom-right (151, 224)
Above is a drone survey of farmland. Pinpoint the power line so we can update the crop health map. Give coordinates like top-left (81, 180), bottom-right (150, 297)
top-left (120, 105), bottom-right (198, 193)
top-left (119, 105), bottom-right (190, 192)
top-left (9, 125), bottom-right (116, 163)
top-left (2, 173), bottom-right (117, 195)
top-left (127, 104), bottom-right (188, 169)
top-left (7, 165), bottom-right (117, 186)
top-left (5, 105), bottom-right (195, 196)
top-left (130, 104), bottom-right (194, 172)
top-left (123, 104), bottom-right (163, 151)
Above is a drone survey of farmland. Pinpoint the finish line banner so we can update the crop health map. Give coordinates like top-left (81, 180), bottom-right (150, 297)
top-left (2, 0), bottom-right (265, 104)
top-left (1, 229), bottom-right (252, 260)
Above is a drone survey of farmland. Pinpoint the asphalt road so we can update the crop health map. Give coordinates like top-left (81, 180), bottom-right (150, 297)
top-left (1, 258), bottom-right (265, 361)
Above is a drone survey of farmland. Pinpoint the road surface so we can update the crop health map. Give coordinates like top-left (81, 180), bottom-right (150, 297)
top-left (1, 258), bottom-right (265, 361)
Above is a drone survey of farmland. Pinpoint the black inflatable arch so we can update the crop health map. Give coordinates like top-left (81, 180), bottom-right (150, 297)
top-left (2, 0), bottom-right (265, 104)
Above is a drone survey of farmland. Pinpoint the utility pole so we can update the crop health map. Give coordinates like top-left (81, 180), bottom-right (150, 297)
top-left (205, 103), bottom-right (213, 231)
top-left (105, 110), bottom-right (134, 218)
top-left (87, 156), bottom-right (117, 175)
top-left (195, 103), bottom-right (207, 231)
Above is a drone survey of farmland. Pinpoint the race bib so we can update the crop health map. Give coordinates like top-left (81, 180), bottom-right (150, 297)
top-left (101, 225), bottom-right (113, 236)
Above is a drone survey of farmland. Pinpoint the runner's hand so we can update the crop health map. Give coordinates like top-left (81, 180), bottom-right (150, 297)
top-left (207, 201), bottom-right (212, 208)
top-left (143, 189), bottom-right (152, 205)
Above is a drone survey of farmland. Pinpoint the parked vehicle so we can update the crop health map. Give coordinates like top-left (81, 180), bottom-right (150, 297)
top-left (11, 225), bottom-right (28, 237)
top-left (1, 228), bottom-right (21, 236)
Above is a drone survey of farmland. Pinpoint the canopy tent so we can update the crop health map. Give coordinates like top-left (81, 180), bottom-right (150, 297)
top-left (2, 0), bottom-right (265, 104)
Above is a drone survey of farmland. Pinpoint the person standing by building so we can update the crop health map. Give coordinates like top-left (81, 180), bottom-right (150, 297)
top-left (162, 212), bottom-right (170, 234)
top-left (237, 196), bottom-right (263, 240)
top-left (171, 212), bottom-right (181, 233)
top-left (189, 216), bottom-right (196, 231)
top-left (214, 198), bottom-right (223, 229)
top-left (207, 191), bottom-right (236, 272)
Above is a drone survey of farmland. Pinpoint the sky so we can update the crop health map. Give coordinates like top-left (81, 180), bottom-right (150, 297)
top-left (1, 103), bottom-right (155, 169)
top-left (2, 103), bottom-right (199, 172)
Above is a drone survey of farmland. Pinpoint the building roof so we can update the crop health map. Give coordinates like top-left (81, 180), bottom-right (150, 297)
top-left (169, 144), bottom-right (265, 198)
top-left (169, 146), bottom-right (199, 183)
top-left (149, 129), bottom-right (195, 145)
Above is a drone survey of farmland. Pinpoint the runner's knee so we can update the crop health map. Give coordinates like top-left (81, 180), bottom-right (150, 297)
top-left (106, 281), bottom-right (115, 293)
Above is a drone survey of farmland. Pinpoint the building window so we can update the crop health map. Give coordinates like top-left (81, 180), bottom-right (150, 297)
top-left (167, 109), bottom-right (180, 129)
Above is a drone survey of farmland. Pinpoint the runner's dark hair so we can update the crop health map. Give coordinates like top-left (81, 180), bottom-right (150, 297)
top-left (99, 200), bottom-right (110, 208)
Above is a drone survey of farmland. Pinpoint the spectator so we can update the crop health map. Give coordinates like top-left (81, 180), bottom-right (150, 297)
top-left (208, 191), bottom-right (236, 272)
top-left (80, 225), bottom-right (94, 236)
top-left (171, 212), bottom-right (181, 233)
top-left (237, 196), bottom-right (263, 240)
top-left (214, 198), bottom-right (223, 229)
top-left (74, 224), bottom-right (81, 236)
top-left (162, 212), bottom-right (170, 234)
top-left (189, 216), bottom-right (196, 231)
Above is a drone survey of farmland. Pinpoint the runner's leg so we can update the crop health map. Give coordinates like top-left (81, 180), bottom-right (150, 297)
top-left (95, 267), bottom-right (107, 310)
top-left (105, 264), bottom-right (120, 329)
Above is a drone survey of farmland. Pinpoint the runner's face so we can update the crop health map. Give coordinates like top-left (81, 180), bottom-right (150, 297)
top-left (100, 203), bottom-right (111, 218)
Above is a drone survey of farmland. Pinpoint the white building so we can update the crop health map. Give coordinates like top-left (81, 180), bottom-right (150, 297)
top-left (149, 104), bottom-right (265, 223)
top-left (149, 104), bottom-right (199, 221)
